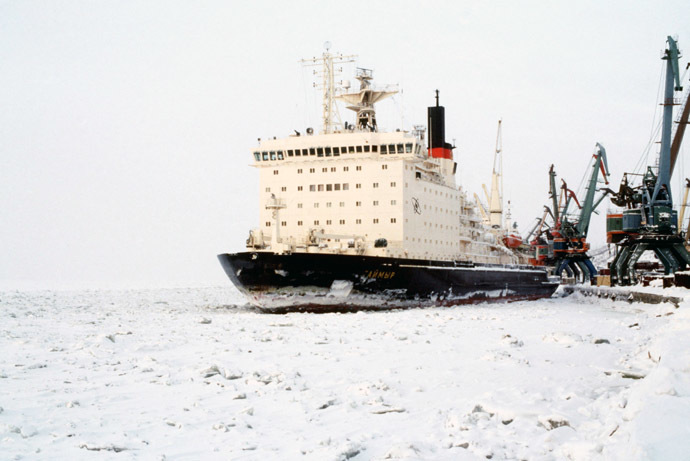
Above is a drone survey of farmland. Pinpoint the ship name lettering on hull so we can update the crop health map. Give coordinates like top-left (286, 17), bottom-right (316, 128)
top-left (365, 270), bottom-right (396, 279)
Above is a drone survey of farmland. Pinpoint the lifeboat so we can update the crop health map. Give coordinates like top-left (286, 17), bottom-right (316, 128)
top-left (502, 233), bottom-right (523, 249)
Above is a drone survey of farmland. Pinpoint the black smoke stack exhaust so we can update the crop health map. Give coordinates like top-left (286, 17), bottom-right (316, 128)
top-left (427, 90), bottom-right (453, 159)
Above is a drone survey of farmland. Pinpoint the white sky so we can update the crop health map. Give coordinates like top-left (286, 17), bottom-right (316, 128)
top-left (1, 0), bottom-right (689, 288)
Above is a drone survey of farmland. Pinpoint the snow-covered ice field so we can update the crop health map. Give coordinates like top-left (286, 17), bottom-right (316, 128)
top-left (2, 286), bottom-right (690, 460)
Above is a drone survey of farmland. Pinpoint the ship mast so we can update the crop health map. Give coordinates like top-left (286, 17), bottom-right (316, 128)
top-left (488, 119), bottom-right (504, 228)
top-left (300, 44), bottom-right (356, 134)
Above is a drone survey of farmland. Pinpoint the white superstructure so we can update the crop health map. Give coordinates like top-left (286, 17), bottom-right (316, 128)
top-left (245, 51), bottom-right (517, 265)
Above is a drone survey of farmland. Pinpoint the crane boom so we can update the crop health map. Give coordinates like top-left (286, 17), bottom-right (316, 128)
top-left (549, 165), bottom-right (559, 224)
top-left (651, 36), bottom-right (682, 205)
top-left (670, 82), bottom-right (690, 175)
top-left (576, 143), bottom-right (609, 236)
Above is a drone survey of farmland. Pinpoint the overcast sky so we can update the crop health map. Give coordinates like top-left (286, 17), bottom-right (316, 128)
top-left (2, 1), bottom-right (689, 288)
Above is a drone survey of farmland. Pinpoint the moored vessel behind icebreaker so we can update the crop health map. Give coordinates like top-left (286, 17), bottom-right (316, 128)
top-left (218, 49), bottom-right (558, 310)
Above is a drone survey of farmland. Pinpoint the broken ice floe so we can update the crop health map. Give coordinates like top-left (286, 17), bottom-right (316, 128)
top-left (538, 415), bottom-right (571, 430)
top-left (79, 443), bottom-right (128, 452)
top-left (200, 365), bottom-right (243, 380)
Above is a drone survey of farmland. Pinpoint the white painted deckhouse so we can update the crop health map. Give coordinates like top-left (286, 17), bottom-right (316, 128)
top-left (246, 50), bottom-right (517, 265)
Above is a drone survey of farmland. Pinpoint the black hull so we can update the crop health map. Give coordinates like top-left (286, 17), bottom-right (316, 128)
top-left (217, 252), bottom-right (558, 311)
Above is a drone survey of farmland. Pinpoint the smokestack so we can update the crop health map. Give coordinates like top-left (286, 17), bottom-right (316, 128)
top-left (427, 90), bottom-right (453, 160)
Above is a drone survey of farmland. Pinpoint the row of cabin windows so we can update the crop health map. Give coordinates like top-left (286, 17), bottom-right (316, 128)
top-left (294, 165), bottom-right (369, 173)
top-left (309, 183), bottom-right (349, 192)
top-left (266, 182), bottom-right (395, 193)
top-left (253, 143), bottom-right (415, 161)
top-left (265, 218), bottom-right (397, 226)
top-left (407, 237), bottom-right (460, 246)
top-left (296, 199), bottom-right (398, 208)
top-left (422, 187), bottom-right (459, 200)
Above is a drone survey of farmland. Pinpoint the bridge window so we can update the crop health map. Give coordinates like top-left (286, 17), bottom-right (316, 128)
top-left (397, 144), bottom-right (404, 153)
top-left (325, 147), bottom-right (332, 156)
top-left (405, 143), bottom-right (413, 153)
top-left (381, 145), bottom-right (387, 154)
top-left (356, 146), bottom-right (363, 153)
top-left (364, 145), bottom-right (370, 153)
top-left (309, 148), bottom-right (316, 156)
top-left (333, 147), bottom-right (340, 155)
top-left (348, 146), bottom-right (355, 153)
top-left (277, 150), bottom-right (284, 160)
top-left (253, 152), bottom-right (260, 161)
top-left (262, 152), bottom-right (268, 161)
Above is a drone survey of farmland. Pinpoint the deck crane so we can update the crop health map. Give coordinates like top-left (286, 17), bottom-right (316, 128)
top-left (607, 36), bottom-right (690, 285)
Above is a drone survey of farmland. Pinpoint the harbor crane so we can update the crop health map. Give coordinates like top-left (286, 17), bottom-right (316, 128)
top-left (606, 36), bottom-right (690, 285)
top-left (529, 144), bottom-right (610, 283)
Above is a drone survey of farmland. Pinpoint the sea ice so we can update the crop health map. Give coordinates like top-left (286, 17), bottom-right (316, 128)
top-left (0, 285), bottom-right (689, 459)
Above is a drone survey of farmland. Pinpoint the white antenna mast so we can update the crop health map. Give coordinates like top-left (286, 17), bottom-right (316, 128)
top-left (299, 43), bottom-right (356, 134)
